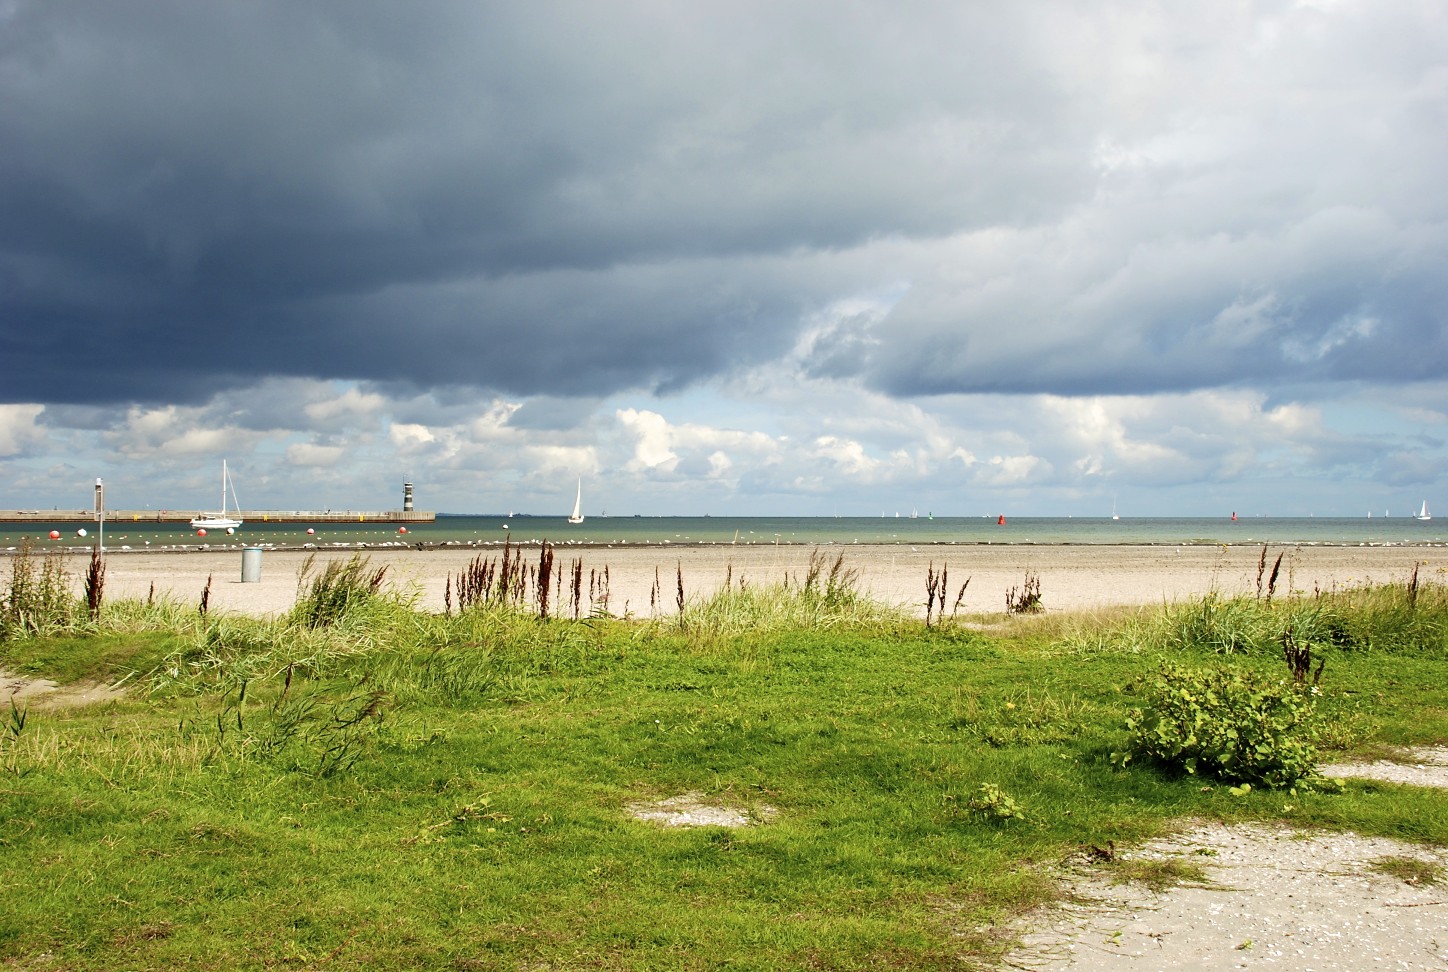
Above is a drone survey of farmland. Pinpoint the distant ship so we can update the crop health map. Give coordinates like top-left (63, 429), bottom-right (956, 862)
top-left (1416, 500), bottom-right (1432, 522)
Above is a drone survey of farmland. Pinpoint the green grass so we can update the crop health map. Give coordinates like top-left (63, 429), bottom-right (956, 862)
top-left (1, 558), bottom-right (1445, 970)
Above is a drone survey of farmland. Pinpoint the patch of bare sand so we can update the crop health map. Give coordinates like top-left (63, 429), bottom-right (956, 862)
top-left (1, 667), bottom-right (126, 709)
top-left (996, 750), bottom-right (1448, 972)
top-left (1321, 746), bottom-right (1448, 789)
top-left (625, 792), bottom-right (779, 829)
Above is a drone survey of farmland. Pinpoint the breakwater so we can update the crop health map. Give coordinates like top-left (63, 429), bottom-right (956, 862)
top-left (0, 509), bottom-right (435, 524)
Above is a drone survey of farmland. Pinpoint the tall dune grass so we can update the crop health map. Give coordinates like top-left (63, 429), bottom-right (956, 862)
top-left (1060, 573), bottom-right (1447, 658)
top-left (675, 550), bottom-right (906, 636)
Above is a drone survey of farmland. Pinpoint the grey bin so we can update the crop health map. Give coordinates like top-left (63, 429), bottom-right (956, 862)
top-left (241, 547), bottom-right (263, 583)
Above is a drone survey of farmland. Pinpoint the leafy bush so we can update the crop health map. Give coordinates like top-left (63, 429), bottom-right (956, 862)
top-left (1114, 662), bottom-right (1336, 790)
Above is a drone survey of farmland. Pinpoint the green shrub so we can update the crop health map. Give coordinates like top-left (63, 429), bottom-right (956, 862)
top-left (1114, 662), bottom-right (1336, 790)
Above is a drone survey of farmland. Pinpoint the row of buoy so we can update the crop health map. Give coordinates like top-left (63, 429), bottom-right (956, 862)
top-left (37, 524), bottom-right (411, 540)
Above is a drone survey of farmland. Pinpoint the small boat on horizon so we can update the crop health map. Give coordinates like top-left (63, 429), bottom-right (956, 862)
top-left (568, 478), bottom-right (585, 524)
top-left (1415, 500), bottom-right (1432, 522)
top-left (190, 460), bottom-right (243, 532)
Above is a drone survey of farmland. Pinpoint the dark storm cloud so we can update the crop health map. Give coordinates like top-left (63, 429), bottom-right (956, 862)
top-left (2, 1), bottom-right (1445, 408)
top-left (0, 0), bottom-right (1087, 406)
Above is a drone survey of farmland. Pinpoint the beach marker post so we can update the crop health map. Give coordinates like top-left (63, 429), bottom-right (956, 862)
top-left (94, 478), bottom-right (104, 558)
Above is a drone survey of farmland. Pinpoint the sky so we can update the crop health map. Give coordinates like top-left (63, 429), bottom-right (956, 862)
top-left (1, 0), bottom-right (1445, 518)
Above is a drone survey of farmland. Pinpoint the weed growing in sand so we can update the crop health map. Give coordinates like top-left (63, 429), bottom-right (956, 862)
top-left (1005, 571), bottom-right (1043, 614)
top-left (1105, 856), bottom-right (1212, 891)
top-left (1369, 855), bottom-right (1443, 887)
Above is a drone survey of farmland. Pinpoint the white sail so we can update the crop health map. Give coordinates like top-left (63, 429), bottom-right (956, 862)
top-left (568, 478), bottom-right (585, 524)
top-left (1416, 500), bottom-right (1432, 521)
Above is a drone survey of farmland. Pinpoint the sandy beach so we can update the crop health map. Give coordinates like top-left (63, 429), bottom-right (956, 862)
top-left (67, 543), bottom-right (1440, 619)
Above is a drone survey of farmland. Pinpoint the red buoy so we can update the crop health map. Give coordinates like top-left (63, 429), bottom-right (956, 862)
top-left (398, 526), bottom-right (408, 534)
top-left (196, 528), bottom-right (207, 537)
top-left (48, 530), bottom-right (60, 539)
top-left (997, 514), bottom-right (1006, 525)
top-left (306, 527), bottom-right (315, 535)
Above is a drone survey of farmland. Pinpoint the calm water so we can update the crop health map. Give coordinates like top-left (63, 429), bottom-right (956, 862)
top-left (10, 515), bottom-right (1444, 551)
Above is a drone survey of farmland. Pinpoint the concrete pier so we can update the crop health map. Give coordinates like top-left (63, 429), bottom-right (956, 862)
top-left (0, 509), bottom-right (435, 524)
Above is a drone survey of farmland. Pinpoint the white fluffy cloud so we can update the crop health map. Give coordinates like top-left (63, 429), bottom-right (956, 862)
top-left (0, 404), bottom-right (46, 457)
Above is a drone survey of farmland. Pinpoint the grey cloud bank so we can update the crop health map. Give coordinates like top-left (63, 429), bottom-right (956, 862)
top-left (0, 1), bottom-right (1444, 515)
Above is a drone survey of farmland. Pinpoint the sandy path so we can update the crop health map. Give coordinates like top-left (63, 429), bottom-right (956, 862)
top-left (73, 542), bottom-right (1438, 618)
top-left (1001, 818), bottom-right (1448, 971)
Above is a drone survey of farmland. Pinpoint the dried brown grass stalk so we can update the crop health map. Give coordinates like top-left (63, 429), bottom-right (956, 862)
top-left (1265, 552), bottom-right (1284, 605)
top-left (84, 545), bottom-right (105, 620)
top-left (571, 559), bottom-right (584, 620)
top-left (1281, 626), bottom-right (1325, 686)
top-left (537, 543), bottom-right (555, 619)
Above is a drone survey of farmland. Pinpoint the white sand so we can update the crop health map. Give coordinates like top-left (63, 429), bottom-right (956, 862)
top-left (75, 542), bottom-right (1438, 618)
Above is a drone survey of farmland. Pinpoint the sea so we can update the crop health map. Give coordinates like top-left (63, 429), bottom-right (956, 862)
top-left (8, 515), bottom-right (1444, 551)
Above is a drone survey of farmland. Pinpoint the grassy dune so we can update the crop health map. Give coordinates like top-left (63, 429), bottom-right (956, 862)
top-left (2, 548), bottom-right (1445, 970)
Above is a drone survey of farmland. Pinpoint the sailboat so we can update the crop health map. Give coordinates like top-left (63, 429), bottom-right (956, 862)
top-left (1416, 500), bottom-right (1432, 522)
top-left (190, 460), bottom-right (243, 531)
top-left (567, 478), bottom-right (585, 524)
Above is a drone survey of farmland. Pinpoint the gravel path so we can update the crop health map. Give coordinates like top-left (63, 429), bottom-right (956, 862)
top-left (999, 751), bottom-right (1448, 971)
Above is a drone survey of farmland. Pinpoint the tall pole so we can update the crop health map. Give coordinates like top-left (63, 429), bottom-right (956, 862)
top-left (94, 478), bottom-right (104, 557)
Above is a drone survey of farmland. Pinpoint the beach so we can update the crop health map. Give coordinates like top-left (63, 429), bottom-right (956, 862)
top-left (77, 543), bottom-right (1439, 619)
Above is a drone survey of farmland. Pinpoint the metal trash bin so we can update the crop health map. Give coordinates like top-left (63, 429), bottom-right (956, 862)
top-left (241, 547), bottom-right (263, 583)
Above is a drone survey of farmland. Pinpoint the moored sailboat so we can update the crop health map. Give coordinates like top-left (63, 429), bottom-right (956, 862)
top-left (190, 460), bottom-right (243, 532)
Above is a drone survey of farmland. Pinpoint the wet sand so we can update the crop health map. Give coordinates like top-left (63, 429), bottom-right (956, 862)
top-left (74, 543), bottom-right (1439, 619)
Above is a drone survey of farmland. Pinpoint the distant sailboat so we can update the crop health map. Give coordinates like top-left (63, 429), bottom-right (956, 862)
top-left (1416, 500), bottom-right (1432, 522)
top-left (1111, 498), bottom-right (1119, 521)
top-left (568, 478), bottom-right (585, 524)
top-left (190, 460), bottom-right (243, 532)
